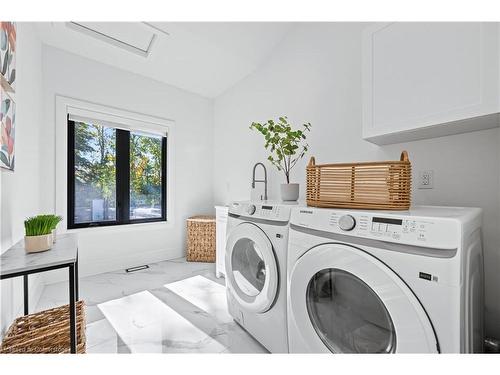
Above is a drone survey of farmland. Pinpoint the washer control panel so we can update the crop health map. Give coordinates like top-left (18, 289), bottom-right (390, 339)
top-left (229, 202), bottom-right (291, 222)
top-left (246, 204), bottom-right (257, 215)
top-left (338, 214), bottom-right (356, 231)
top-left (294, 208), bottom-right (460, 249)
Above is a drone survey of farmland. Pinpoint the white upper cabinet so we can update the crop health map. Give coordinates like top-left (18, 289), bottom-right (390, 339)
top-left (362, 22), bottom-right (499, 145)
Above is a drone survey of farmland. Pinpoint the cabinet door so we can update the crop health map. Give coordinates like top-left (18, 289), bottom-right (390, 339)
top-left (362, 22), bottom-right (499, 144)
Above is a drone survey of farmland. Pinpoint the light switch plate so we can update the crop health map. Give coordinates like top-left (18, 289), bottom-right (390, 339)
top-left (418, 170), bottom-right (434, 189)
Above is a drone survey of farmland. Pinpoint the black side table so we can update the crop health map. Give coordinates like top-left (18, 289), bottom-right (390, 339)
top-left (0, 233), bottom-right (79, 353)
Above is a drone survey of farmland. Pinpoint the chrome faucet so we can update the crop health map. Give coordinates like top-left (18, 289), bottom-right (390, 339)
top-left (252, 162), bottom-right (268, 201)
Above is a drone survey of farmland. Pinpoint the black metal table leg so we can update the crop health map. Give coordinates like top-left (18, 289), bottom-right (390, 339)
top-left (69, 263), bottom-right (77, 354)
top-left (75, 255), bottom-right (79, 301)
top-left (23, 274), bottom-right (29, 315)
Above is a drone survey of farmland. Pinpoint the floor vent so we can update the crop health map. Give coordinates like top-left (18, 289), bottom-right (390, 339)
top-left (125, 265), bottom-right (150, 273)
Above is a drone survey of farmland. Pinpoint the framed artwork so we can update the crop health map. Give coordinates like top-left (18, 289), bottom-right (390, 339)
top-left (0, 22), bottom-right (16, 93)
top-left (0, 87), bottom-right (15, 170)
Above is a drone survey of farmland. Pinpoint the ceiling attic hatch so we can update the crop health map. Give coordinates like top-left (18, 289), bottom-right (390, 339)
top-left (66, 22), bottom-right (161, 57)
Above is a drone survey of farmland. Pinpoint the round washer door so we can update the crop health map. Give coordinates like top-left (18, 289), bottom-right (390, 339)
top-left (225, 222), bottom-right (278, 313)
top-left (289, 243), bottom-right (438, 353)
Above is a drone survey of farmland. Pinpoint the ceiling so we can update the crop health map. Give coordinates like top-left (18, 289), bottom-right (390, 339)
top-left (35, 22), bottom-right (295, 98)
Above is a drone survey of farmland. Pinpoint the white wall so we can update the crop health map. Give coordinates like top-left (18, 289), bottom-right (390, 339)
top-left (0, 23), bottom-right (44, 336)
top-left (40, 46), bottom-right (214, 282)
top-left (213, 23), bottom-right (500, 338)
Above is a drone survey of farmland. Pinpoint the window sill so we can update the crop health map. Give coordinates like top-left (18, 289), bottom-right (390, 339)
top-left (66, 220), bottom-right (174, 235)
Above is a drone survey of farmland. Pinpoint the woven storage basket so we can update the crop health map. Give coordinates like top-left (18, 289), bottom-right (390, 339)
top-left (306, 151), bottom-right (412, 210)
top-left (187, 215), bottom-right (216, 262)
top-left (0, 301), bottom-right (86, 354)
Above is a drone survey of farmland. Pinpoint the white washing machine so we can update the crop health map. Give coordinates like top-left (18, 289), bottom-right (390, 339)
top-left (225, 200), bottom-right (299, 353)
top-left (287, 206), bottom-right (484, 353)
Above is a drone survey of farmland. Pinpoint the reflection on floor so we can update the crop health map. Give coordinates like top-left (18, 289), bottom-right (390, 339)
top-left (35, 258), bottom-right (267, 353)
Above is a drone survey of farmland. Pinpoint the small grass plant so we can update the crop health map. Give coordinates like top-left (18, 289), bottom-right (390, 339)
top-left (24, 215), bottom-right (63, 236)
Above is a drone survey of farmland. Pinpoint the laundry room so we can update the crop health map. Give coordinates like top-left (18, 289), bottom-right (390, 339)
top-left (1, 0), bottom-right (500, 372)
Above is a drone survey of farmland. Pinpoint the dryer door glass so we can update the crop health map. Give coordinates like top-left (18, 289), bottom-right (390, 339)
top-left (306, 268), bottom-right (396, 353)
top-left (231, 238), bottom-right (266, 297)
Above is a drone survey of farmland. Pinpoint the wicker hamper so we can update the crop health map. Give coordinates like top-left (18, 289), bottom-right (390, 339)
top-left (187, 215), bottom-right (216, 262)
top-left (306, 151), bottom-right (412, 210)
top-left (0, 301), bottom-right (86, 354)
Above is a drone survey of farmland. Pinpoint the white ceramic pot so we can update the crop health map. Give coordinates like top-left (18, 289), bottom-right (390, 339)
top-left (25, 234), bottom-right (52, 253)
top-left (280, 183), bottom-right (299, 201)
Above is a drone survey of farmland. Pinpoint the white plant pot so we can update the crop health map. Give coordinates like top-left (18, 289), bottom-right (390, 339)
top-left (280, 183), bottom-right (299, 201)
top-left (25, 234), bottom-right (52, 253)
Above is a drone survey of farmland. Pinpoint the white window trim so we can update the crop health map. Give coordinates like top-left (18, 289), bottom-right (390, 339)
top-left (55, 95), bottom-right (175, 233)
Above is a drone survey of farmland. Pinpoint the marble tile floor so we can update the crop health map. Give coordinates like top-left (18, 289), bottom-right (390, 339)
top-left (35, 258), bottom-right (268, 353)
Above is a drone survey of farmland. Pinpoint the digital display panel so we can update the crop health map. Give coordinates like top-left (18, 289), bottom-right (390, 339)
top-left (262, 205), bottom-right (273, 210)
top-left (372, 217), bottom-right (403, 225)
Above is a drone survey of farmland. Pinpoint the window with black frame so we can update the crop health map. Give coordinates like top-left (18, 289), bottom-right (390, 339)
top-left (67, 117), bottom-right (167, 229)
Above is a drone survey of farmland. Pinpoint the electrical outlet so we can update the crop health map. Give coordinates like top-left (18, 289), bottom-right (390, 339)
top-left (418, 170), bottom-right (434, 189)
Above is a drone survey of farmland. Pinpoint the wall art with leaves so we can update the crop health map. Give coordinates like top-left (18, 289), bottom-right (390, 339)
top-left (0, 87), bottom-right (15, 170)
top-left (0, 22), bottom-right (16, 92)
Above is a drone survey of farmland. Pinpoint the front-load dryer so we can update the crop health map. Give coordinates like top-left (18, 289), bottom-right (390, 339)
top-left (225, 200), bottom-right (299, 353)
top-left (287, 206), bottom-right (484, 353)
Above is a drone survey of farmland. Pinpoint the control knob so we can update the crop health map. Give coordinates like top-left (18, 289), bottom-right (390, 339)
top-left (339, 215), bottom-right (356, 231)
top-left (246, 204), bottom-right (256, 215)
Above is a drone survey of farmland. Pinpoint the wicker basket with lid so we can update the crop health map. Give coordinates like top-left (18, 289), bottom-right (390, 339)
top-left (186, 215), bottom-right (216, 262)
top-left (306, 151), bottom-right (412, 210)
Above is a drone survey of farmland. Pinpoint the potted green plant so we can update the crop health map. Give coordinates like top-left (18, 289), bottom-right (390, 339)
top-left (37, 214), bottom-right (63, 243)
top-left (24, 215), bottom-right (62, 253)
top-left (250, 116), bottom-right (311, 201)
